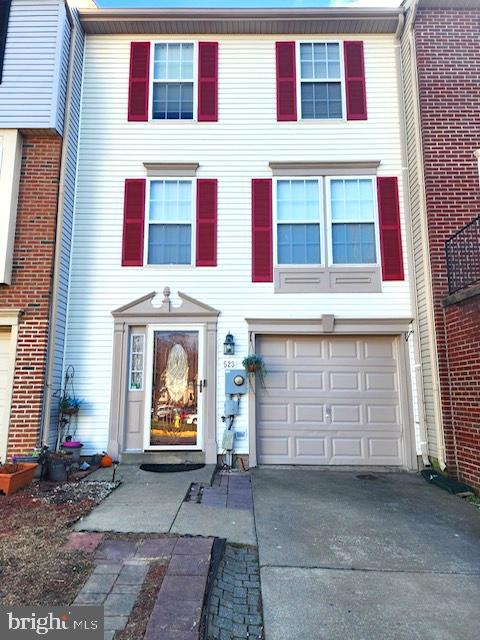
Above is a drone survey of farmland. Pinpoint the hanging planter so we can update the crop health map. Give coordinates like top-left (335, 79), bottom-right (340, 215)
top-left (59, 395), bottom-right (82, 417)
top-left (242, 354), bottom-right (267, 389)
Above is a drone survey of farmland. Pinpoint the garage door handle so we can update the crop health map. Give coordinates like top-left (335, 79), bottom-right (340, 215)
top-left (325, 405), bottom-right (332, 423)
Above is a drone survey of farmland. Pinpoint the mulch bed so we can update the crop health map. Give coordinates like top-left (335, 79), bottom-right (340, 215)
top-left (116, 562), bottom-right (168, 640)
top-left (0, 480), bottom-right (118, 606)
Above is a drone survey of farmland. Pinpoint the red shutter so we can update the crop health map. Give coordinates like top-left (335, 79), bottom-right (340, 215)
top-left (377, 177), bottom-right (404, 281)
top-left (198, 42), bottom-right (218, 122)
top-left (276, 42), bottom-right (297, 122)
top-left (344, 41), bottom-right (367, 121)
top-left (122, 179), bottom-right (145, 267)
top-left (252, 179), bottom-right (273, 282)
top-left (196, 179), bottom-right (217, 266)
top-left (128, 42), bottom-right (150, 122)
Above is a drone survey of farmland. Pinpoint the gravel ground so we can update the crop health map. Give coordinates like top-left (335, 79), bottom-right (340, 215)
top-left (0, 480), bottom-right (119, 606)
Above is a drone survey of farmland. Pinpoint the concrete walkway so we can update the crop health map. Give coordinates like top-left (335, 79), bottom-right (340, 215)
top-left (75, 465), bottom-right (256, 545)
top-left (251, 469), bottom-right (480, 640)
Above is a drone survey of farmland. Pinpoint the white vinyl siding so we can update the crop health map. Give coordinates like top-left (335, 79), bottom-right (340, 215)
top-left (0, 0), bottom-right (70, 133)
top-left (65, 34), bottom-right (413, 455)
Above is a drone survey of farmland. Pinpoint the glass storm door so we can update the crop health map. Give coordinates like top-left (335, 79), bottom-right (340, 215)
top-left (149, 330), bottom-right (200, 447)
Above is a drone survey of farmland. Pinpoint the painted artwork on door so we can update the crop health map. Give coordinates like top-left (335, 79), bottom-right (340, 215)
top-left (150, 331), bottom-right (198, 446)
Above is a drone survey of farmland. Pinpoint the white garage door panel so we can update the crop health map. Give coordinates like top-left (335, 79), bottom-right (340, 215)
top-left (257, 335), bottom-right (404, 466)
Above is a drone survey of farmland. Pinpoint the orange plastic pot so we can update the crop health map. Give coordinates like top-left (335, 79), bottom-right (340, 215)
top-left (0, 463), bottom-right (38, 496)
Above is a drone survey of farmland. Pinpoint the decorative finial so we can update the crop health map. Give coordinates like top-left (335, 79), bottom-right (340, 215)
top-left (163, 287), bottom-right (171, 303)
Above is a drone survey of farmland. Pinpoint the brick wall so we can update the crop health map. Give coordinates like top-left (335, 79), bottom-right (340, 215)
top-left (443, 297), bottom-right (480, 490)
top-left (0, 133), bottom-right (62, 457)
top-left (415, 8), bottom-right (480, 489)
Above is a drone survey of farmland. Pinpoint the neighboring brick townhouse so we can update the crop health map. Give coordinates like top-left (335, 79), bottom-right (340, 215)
top-left (401, 0), bottom-right (480, 489)
top-left (59, 4), bottom-right (422, 470)
top-left (0, 0), bottom-right (94, 461)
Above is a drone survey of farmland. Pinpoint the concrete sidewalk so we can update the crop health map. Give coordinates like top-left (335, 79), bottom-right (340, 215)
top-left (75, 465), bottom-right (256, 544)
top-left (252, 469), bottom-right (480, 640)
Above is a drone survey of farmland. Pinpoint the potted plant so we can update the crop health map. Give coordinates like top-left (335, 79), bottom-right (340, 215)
top-left (46, 452), bottom-right (73, 482)
top-left (242, 353), bottom-right (267, 388)
top-left (14, 447), bottom-right (44, 478)
top-left (59, 395), bottom-right (82, 417)
top-left (0, 460), bottom-right (38, 496)
top-left (60, 438), bottom-right (83, 462)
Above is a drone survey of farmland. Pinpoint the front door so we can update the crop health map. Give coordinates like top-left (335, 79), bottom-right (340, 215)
top-left (145, 328), bottom-right (202, 449)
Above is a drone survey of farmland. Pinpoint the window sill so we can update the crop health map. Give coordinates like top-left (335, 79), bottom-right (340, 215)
top-left (274, 265), bottom-right (382, 293)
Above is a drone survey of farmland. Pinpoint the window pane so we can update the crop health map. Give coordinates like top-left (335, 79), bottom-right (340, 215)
top-left (277, 223), bottom-right (320, 264)
top-left (301, 82), bottom-right (342, 119)
top-left (153, 82), bottom-right (193, 120)
top-left (150, 180), bottom-right (192, 222)
top-left (154, 43), bottom-right (194, 81)
top-left (332, 223), bottom-right (376, 264)
top-left (277, 180), bottom-right (320, 221)
top-left (330, 179), bottom-right (374, 222)
top-left (148, 224), bottom-right (192, 264)
top-left (132, 335), bottom-right (143, 352)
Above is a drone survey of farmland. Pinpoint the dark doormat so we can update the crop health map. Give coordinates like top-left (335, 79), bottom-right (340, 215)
top-left (140, 463), bottom-right (205, 473)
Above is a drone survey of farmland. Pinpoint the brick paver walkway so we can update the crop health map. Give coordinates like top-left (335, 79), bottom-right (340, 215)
top-left (70, 537), bottom-right (214, 640)
top-left (188, 472), bottom-right (253, 511)
top-left (208, 544), bottom-right (263, 640)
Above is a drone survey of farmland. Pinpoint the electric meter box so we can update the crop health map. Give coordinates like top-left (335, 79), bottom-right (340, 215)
top-left (225, 369), bottom-right (248, 394)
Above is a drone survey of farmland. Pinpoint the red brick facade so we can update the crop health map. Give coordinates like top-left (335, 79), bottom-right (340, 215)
top-left (415, 8), bottom-right (480, 489)
top-left (0, 133), bottom-right (62, 457)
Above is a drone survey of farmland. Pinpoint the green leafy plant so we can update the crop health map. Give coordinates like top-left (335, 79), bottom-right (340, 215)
top-left (59, 395), bottom-right (83, 416)
top-left (242, 353), bottom-right (267, 389)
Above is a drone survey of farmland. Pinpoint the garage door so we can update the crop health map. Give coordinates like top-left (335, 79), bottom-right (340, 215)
top-left (0, 330), bottom-right (12, 458)
top-left (256, 335), bottom-right (404, 466)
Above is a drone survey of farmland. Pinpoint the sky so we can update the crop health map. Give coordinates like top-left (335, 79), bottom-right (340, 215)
top-left (96, 1), bottom-right (401, 9)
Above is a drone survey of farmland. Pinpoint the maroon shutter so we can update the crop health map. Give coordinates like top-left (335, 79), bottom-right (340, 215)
top-left (344, 41), bottom-right (367, 121)
top-left (128, 42), bottom-right (150, 122)
top-left (198, 42), bottom-right (218, 122)
top-left (276, 42), bottom-right (297, 122)
top-left (122, 179), bottom-right (145, 266)
top-left (377, 177), bottom-right (404, 281)
top-left (196, 179), bottom-right (217, 266)
top-left (252, 179), bottom-right (273, 282)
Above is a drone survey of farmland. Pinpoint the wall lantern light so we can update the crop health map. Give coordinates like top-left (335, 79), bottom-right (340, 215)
top-left (223, 332), bottom-right (235, 356)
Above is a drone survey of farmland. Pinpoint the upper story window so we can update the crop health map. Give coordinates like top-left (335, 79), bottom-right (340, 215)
top-left (147, 179), bottom-right (193, 264)
top-left (329, 178), bottom-right (377, 264)
top-left (275, 176), bottom-right (378, 267)
top-left (276, 179), bottom-right (322, 264)
top-left (299, 43), bottom-right (343, 120)
top-left (152, 43), bottom-right (195, 120)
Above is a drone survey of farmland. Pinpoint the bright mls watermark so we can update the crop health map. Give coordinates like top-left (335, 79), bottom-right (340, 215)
top-left (0, 607), bottom-right (103, 639)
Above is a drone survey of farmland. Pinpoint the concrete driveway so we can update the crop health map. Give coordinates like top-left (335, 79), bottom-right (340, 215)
top-left (251, 469), bottom-right (480, 640)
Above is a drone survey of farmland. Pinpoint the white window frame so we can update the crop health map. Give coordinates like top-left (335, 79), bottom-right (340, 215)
top-left (144, 177), bottom-right (196, 267)
top-left (129, 333), bottom-right (145, 392)
top-left (296, 40), bottom-right (346, 122)
top-left (273, 176), bottom-right (325, 268)
top-left (325, 175), bottom-right (381, 268)
top-left (149, 41), bottom-right (198, 122)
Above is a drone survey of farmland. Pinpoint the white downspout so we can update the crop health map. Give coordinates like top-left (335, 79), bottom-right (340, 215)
top-left (41, 4), bottom-right (80, 447)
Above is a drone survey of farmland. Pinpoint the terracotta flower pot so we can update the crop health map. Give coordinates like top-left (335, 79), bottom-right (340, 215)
top-left (0, 463), bottom-right (38, 496)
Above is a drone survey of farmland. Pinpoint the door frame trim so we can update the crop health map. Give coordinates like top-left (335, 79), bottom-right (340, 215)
top-left (143, 324), bottom-right (205, 452)
top-left (0, 309), bottom-right (22, 462)
top-left (246, 316), bottom-right (416, 470)
top-left (108, 291), bottom-right (219, 463)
